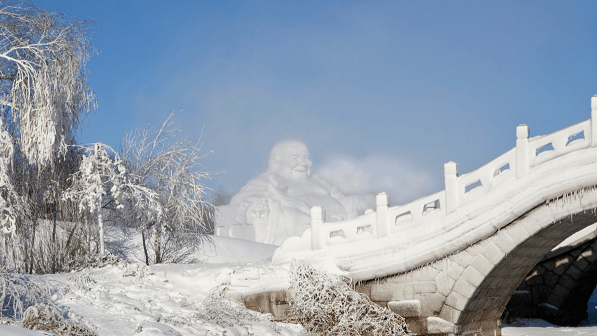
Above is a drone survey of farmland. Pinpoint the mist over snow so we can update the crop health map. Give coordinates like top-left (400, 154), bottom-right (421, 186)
top-left (317, 154), bottom-right (437, 207)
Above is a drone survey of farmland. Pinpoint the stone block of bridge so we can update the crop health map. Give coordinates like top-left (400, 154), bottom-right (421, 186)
top-left (421, 293), bottom-right (447, 317)
top-left (370, 282), bottom-right (406, 302)
top-left (470, 255), bottom-right (493, 276)
top-left (493, 230), bottom-right (518, 254)
top-left (240, 289), bottom-right (289, 321)
top-left (388, 300), bottom-right (421, 317)
top-left (446, 261), bottom-right (465, 281)
top-left (481, 243), bottom-right (505, 265)
top-left (435, 273), bottom-right (451, 297)
top-left (460, 266), bottom-right (484, 287)
top-left (565, 264), bottom-right (582, 279)
top-left (581, 248), bottom-right (597, 262)
top-left (404, 317), bottom-right (426, 334)
top-left (415, 281), bottom-right (438, 294)
top-left (452, 278), bottom-right (475, 298)
top-left (426, 317), bottom-right (457, 334)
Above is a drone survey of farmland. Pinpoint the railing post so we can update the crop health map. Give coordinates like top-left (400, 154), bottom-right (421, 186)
top-left (516, 124), bottom-right (530, 178)
top-left (310, 206), bottom-right (325, 250)
top-left (591, 95), bottom-right (597, 147)
top-left (444, 161), bottom-right (459, 214)
top-left (376, 192), bottom-right (390, 238)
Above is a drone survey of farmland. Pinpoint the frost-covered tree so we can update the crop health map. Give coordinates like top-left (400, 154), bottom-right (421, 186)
top-left (0, 118), bottom-right (31, 268)
top-left (64, 143), bottom-right (160, 257)
top-left (0, 0), bottom-right (97, 273)
top-left (0, 0), bottom-right (96, 167)
top-left (121, 114), bottom-right (214, 264)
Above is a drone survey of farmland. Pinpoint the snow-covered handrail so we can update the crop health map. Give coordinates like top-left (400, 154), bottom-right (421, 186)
top-left (284, 95), bottom-right (597, 253)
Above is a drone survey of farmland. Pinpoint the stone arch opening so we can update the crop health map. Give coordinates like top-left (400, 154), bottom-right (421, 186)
top-left (504, 230), bottom-right (597, 326)
top-left (456, 190), bottom-right (597, 335)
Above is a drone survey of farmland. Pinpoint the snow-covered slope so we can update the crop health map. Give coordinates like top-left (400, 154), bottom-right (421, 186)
top-left (0, 236), bottom-right (302, 336)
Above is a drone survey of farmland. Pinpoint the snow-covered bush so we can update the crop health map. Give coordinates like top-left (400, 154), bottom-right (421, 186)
top-left (287, 259), bottom-right (411, 336)
top-left (0, 268), bottom-right (52, 321)
top-left (194, 285), bottom-right (270, 330)
top-left (0, 269), bottom-right (96, 334)
top-left (121, 114), bottom-right (214, 265)
top-left (64, 143), bottom-right (160, 257)
top-left (22, 304), bottom-right (97, 336)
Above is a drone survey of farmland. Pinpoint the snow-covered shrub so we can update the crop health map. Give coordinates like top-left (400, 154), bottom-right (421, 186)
top-left (0, 143), bottom-right (102, 274)
top-left (22, 304), bottom-right (97, 336)
top-left (0, 269), bottom-right (52, 321)
top-left (67, 274), bottom-right (95, 292)
top-left (64, 143), bottom-right (160, 258)
top-left (194, 285), bottom-right (268, 329)
top-left (121, 114), bottom-right (214, 265)
top-left (122, 263), bottom-right (152, 286)
top-left (287, 259), bottom-right (411, 336)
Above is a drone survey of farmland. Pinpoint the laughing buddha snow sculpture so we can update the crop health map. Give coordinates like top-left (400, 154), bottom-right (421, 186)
top-left (215, 140), bottom-right (362, 245)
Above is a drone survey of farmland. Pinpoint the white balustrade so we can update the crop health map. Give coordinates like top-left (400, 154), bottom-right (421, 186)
top-left (324, 214), bottom-right (375, 246)
top-left (310, 206), bottom-right (325, 250)
top-left (444, 162), bottom-right (459, 214)
top-left (457, 148), bottom-right (515, 207)
top-left (303, 96), bottom-right (597, 253)
top-left (516, 124), bottom-right (530, 178)
top-left (389, 190), bottom-right (445, 232)
top-left (589, 95), bottom-right (597, 147)
top-left (528, 119), bottom-right (591, 167)
top-left (376, 192), bottom-right (390, 238)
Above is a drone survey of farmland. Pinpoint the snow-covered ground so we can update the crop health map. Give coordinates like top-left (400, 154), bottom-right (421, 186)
top-left (2, 234), bottom-right (597, 335)
top-left (502, 317), bottom-right (597, 336)
top-left (495, 281), bottom-right (597, 336)
top-left (0, 235), bottom-right (302, 336)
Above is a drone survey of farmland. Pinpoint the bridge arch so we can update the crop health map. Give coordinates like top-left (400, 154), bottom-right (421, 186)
top-left (351, 187), bottom-right (597, 335)
top-left (453, 188), bottom-right (597, 335)
top-left (505, 225), bottom-right (597, 325)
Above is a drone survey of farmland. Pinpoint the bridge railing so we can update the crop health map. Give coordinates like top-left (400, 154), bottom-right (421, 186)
top-left (388, 190), bottom-right (446, 232)
top-left (311, 207), bottom-right (376, 248)
top-left (297, 95), bottom-right (597, 251)
top-left (449, 148), bottom-right (516, 211)
top-left (528, 119), bottom-right (592, 167)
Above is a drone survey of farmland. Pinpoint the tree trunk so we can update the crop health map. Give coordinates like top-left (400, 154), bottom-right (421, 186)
top-left (141, 229), bottom-right (149, 266)
top-left (86, 216), bottom-right (91, 253)
top-left (29, 221), bottom-right (36, 274)
top-left (52, 206), bottom-right (57, 273)
top-left (154, 224), bottom-right (161, 264)
top-left (98, 207), bottom-right (105, 257)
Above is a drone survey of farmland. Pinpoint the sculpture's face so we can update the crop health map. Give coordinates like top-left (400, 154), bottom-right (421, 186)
top-left (274, 141), bottom-right (312, 181)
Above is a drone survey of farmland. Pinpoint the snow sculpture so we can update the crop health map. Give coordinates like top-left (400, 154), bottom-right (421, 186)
top-left (216, 140), bottom-right (363, 245)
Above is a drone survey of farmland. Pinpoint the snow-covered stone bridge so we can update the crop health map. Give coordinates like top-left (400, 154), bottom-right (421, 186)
top-left (266, 96), bottom-right (597, 335)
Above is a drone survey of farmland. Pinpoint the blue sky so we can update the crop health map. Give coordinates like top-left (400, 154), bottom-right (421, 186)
top-left (36, 0), bottom-right (597, 204)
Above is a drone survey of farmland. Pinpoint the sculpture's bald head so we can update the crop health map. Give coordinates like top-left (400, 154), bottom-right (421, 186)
top-left (268, 140), bottom-right (312, 181)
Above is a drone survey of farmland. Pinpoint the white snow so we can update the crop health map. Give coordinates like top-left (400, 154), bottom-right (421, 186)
top-left (1, 233), bottom-right (597, 335)
top-left (0, 235), bottom-right (302, 336)
top-left (554, 223), bottom-right (597, 249)
top-left (502, 319), bottom-right (597, 336)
